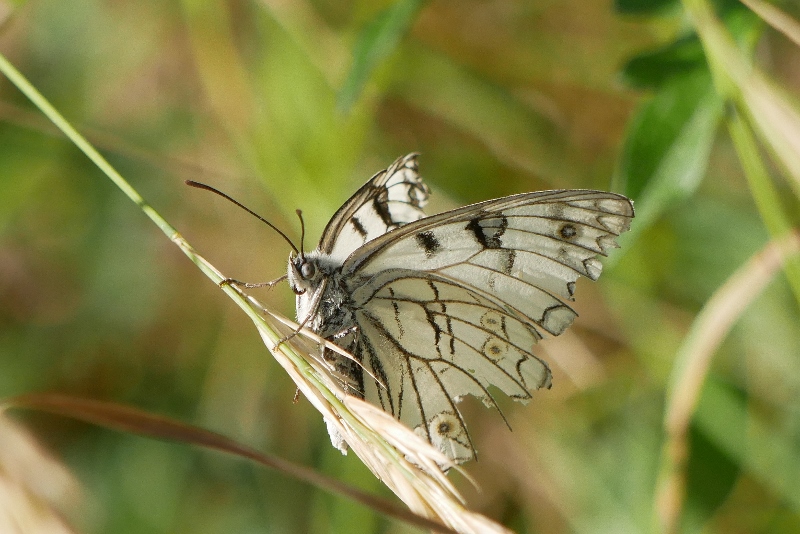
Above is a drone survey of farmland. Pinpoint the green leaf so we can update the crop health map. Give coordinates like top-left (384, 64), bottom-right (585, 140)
top-left (621, 34), bottom-right (707, 89)
top-left (614, 72), bottom-right (721, 245)
top-left (683, 378), bottom-right (743, 530)
top-left (337, 0), bottom-right (424, 113)
top-left (694, 377), bottom-right (800, 513)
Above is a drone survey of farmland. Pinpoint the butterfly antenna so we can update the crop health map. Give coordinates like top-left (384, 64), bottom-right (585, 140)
top-left (185, 180), bottom-right (299, 254)
top-left (296, 209), bottom-right (306, 259)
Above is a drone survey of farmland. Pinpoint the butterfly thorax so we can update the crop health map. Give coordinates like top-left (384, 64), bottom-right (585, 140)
top-left (288, 250), bottom-right (365, 394)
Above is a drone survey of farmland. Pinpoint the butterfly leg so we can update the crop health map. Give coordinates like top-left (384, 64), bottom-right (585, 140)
top-left (219, 274), bottom-right (287, 289)
top-left (275, 313), bottom-right (359, 348)
top-left (275, 311), bottom-right (314, 348)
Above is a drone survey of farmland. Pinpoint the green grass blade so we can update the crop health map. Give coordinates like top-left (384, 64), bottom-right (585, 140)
top-left (337, 0), bottom-right (424, 113)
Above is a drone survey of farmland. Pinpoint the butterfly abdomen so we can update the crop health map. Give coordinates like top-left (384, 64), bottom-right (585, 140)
top-left (307, 270), bottom-right (368, 397)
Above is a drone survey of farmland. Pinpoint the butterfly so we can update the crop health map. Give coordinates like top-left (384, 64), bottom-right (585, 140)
top-left (283, 154), bottom-right (634, 463)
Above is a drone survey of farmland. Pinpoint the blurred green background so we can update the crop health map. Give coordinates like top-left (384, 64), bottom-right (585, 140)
top-left (1, 0), bottom-right (799, 532)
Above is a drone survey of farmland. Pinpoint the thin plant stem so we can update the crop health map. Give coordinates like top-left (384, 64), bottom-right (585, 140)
top-left (654, 231), bottom-right (800, 533)
top-left (680, 0), bottom-right (800, 309)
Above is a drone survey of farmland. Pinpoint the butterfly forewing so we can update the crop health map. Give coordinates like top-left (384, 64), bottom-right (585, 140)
top-left (295, 154), bottom-right (633, 463)
top-left (344, 191), bottom-right (632, 337)
top-left (317, 154), bottom-right (429, 263)
top-left (344, 190), bottom-right (633, 276)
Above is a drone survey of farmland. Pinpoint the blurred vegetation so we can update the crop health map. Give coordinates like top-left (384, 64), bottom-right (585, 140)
top-left (1, 0), bottom-right (799, 533)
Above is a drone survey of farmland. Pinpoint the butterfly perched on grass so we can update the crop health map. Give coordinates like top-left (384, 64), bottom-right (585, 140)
top-left (283, 154), bottom-right (634, 463)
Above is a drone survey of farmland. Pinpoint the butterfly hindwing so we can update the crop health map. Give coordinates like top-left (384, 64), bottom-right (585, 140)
top-left (353, 271), bottom-right (552, 462)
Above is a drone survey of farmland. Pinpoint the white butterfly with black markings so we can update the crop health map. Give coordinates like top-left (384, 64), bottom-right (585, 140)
top-left (281, 154), bottom-right (634, 463)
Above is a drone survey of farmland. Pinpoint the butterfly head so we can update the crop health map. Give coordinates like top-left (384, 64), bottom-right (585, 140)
top-left (287, 250), bottom-right (330, 297)
top-left (286, 207), bottom-right (319, 295)
top-left (288, 249), bottom-right (341, 327)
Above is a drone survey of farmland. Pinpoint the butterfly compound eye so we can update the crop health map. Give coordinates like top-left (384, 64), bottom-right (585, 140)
top-left (300, 262), bottom-right (316, 279)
